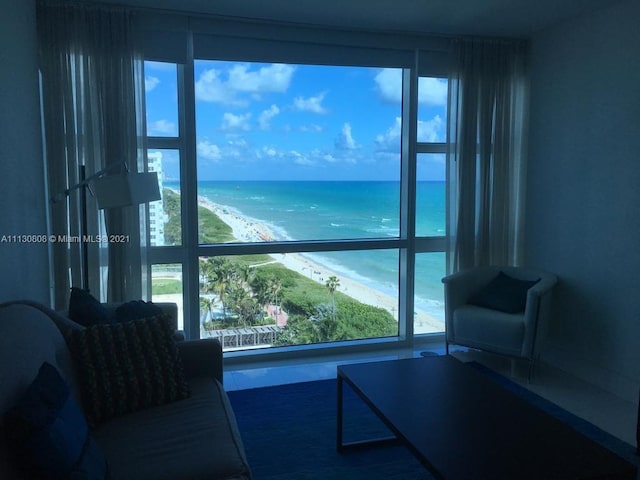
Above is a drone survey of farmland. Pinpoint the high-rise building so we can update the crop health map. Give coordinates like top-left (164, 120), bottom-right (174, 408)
top-left (147, 151), bottom-right (167, 246)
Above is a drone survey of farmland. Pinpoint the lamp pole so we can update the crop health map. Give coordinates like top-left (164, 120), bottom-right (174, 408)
top-left (80, 165), bottom-right (89, 290)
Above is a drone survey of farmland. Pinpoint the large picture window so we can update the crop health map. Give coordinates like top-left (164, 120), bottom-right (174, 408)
top-left (143, 47), bottom-right (448, 353)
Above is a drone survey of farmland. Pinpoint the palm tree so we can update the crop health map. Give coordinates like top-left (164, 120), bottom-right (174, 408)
top-left (325, 275), bottom-right (340, 316)
top-left (250, 274), bottom-right (273, 317)
top-left (227, 285), bottom-right (250, 327)
top-left (200, 295), bottom-right (216, 323)
top-left (237, 263), bottom-right (254, 289)
top-left (203, 257), bottom-right (233, 319)
top-left (267, 276), bottom-right (283, 322)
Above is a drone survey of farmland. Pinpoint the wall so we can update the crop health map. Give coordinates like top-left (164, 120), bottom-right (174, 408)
top-left (0, 0), bottom-right (50, 304)
top-left (526, 0), bottom-right (640, 401)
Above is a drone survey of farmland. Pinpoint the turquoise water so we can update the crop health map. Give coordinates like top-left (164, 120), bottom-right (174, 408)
top-left (172, 181), bottom-right (446, 319)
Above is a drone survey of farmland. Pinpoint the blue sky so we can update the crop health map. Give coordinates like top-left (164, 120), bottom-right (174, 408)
top-left (145, 61), bottom-right (447, 182)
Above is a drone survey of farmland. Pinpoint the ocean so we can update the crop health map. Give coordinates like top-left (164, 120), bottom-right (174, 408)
top-left (173, 181), bottom-right (446, 321)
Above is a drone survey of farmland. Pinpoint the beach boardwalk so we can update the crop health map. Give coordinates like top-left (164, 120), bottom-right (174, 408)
top-left (202, 326), bottom-right (282, 350)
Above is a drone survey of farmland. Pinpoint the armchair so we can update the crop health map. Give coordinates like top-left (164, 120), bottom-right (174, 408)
top-left (442, 266), bottom-right (557, 378)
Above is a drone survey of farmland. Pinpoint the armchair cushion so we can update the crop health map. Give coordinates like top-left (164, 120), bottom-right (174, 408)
top-left (453, 306), bottom-right (525, 357)
top-left (68, 315), bottom-right (190, 427)
top-left (469, 271), bottom-right (539, 313)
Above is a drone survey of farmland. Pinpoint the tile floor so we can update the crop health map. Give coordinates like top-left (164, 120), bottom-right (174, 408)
top-left (223, 345), bottom-right (639, 448)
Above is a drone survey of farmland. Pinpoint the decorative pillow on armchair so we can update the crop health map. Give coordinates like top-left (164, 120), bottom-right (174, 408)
top-left (68, 315), bottom-right (190, 427)
top-left (469, 271), bottom-right (540, 314)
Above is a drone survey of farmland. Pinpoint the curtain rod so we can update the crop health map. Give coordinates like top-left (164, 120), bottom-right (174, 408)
top-left (40, 0), bottom-right (457, 45)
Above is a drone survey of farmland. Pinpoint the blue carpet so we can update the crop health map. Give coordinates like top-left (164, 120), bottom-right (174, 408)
top-left (228, 379), bottom-right (432, 480)
top-left (228, 363), bottom-right (639, 480)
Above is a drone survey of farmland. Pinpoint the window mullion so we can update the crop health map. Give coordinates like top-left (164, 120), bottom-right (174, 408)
top-left (398, 61), bottom-right (419, 343)
top-left (181, 35), bottom-right (200, 340)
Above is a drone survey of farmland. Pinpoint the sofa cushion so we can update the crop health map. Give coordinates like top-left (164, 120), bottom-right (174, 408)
top-left (114, 300), bottom-right (163, 323)
top-left (68, 288), bottom-right (114, 327)
top-left (68, 315), bottom-right (190, 427)
top-left (3, 362), bottom-right (108, 480)
top-left (93, 378), bottom-right (251, 480)
top-left (0, 303), bottom-right (80, 421)
top-left (469, 271), bottom-right (539, 313)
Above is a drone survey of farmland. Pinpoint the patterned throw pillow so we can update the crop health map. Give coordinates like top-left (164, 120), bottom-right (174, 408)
top-left (69, 315), bottom-right (190, 427)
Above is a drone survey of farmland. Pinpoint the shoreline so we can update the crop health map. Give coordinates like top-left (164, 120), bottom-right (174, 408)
top-left (197, 196), bottom-right (443, 334)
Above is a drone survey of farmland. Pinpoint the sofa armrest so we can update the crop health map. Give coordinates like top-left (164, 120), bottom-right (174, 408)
top-left (176, 338), bottom-right (223, 384)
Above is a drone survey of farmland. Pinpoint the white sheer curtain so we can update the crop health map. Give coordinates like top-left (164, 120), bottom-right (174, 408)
top-left (446, 38), bottom-right (529, 273)
top-left (38, 1), bottom-right (148, 308)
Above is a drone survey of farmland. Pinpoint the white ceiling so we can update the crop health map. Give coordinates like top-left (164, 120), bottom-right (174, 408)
top-left (88, 0), bottom-right (614, 38)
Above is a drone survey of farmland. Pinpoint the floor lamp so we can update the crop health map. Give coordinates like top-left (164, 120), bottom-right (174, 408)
top-left (51, 162), bottom-right (161, 290)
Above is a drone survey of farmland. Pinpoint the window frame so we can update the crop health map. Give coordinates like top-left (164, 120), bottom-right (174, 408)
top-left (143, 30), bottom-right (449, 359)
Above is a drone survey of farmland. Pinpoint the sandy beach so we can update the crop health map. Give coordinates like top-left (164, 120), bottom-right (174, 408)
top-left (198, 196), bottom-right (442, 334)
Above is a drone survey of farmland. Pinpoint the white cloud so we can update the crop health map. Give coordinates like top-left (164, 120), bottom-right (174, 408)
top-left (195, 69), bottom-right (237, 105)
top-left (229, 64), bottom-right (294, 93)
top-left (293, 92), bottom-right (328, 114)
top-left (147, 119), bottom-right (177, 136)
top-left (335, 123), bottom-right (358, 150)
top-left (145, 75), bottom-right (160, 93)
top-left (418, 77), bottom-right (448, 106)
top-left (375, 115), bottom-right (444, 150)
top-left (289, 150), bottom-right (314, 166)
top-left (222, 112), bottom-right (252, 131)
top-left (375, 69), bottom-right (448, 106)
top-left (197, 141), bottom-right (222, 161)
top-left (375, 117), bottom-right (402, 151)
top-left (299, 124), bottom-right (324, 133)
top-left (374, 68), bottom-right (402, 103)
top-left (417, 115), bottom-right (444, 142)
top-left (262, 146), bottom-right (278, 157)
top-left (258, 105), bottom-right (280, 130)
top-left (195, 64), bottom-right (295, 105)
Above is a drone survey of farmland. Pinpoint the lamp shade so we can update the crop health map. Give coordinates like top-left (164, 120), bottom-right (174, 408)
top-left (93, 172), bottom-right (161, 209)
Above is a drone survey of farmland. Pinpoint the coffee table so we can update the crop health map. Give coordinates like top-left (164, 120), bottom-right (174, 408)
top-left (337, 356), bottom-right (637, 480)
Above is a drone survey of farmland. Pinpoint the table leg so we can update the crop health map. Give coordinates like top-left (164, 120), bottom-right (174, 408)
top-left (337, 373), bottom-right (398, 452)
top-left (337, 375), bottom-right (344, 452)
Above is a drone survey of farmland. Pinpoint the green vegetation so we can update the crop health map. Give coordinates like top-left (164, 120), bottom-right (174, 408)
top-left (199, 255), bottom-right (396, 345)
top-left (199, 206), bottom-right (234, 244)
top-left (162, 189), bottom-right (182, 245)
top-left (152, 278), bottom-right (182, 295)
top-left (161, 189), bottom-right (397, 346)
top-left (162, 188), bottom-right (234, 245)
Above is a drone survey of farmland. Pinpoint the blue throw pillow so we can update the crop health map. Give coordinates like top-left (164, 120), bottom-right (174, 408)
top-left (469, 271), bottom-right (540, 313)
top-left (3, 362), bottom-right (109, 480)
top-left (68, 287), bottom-right (114, 327)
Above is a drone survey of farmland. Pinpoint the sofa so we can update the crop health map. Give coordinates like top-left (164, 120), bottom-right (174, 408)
top-left (0, 300), bottom-right (252, 480)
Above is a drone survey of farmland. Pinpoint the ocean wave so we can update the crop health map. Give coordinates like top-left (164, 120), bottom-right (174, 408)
top-left (366, 226), bottom-right (399, 236)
